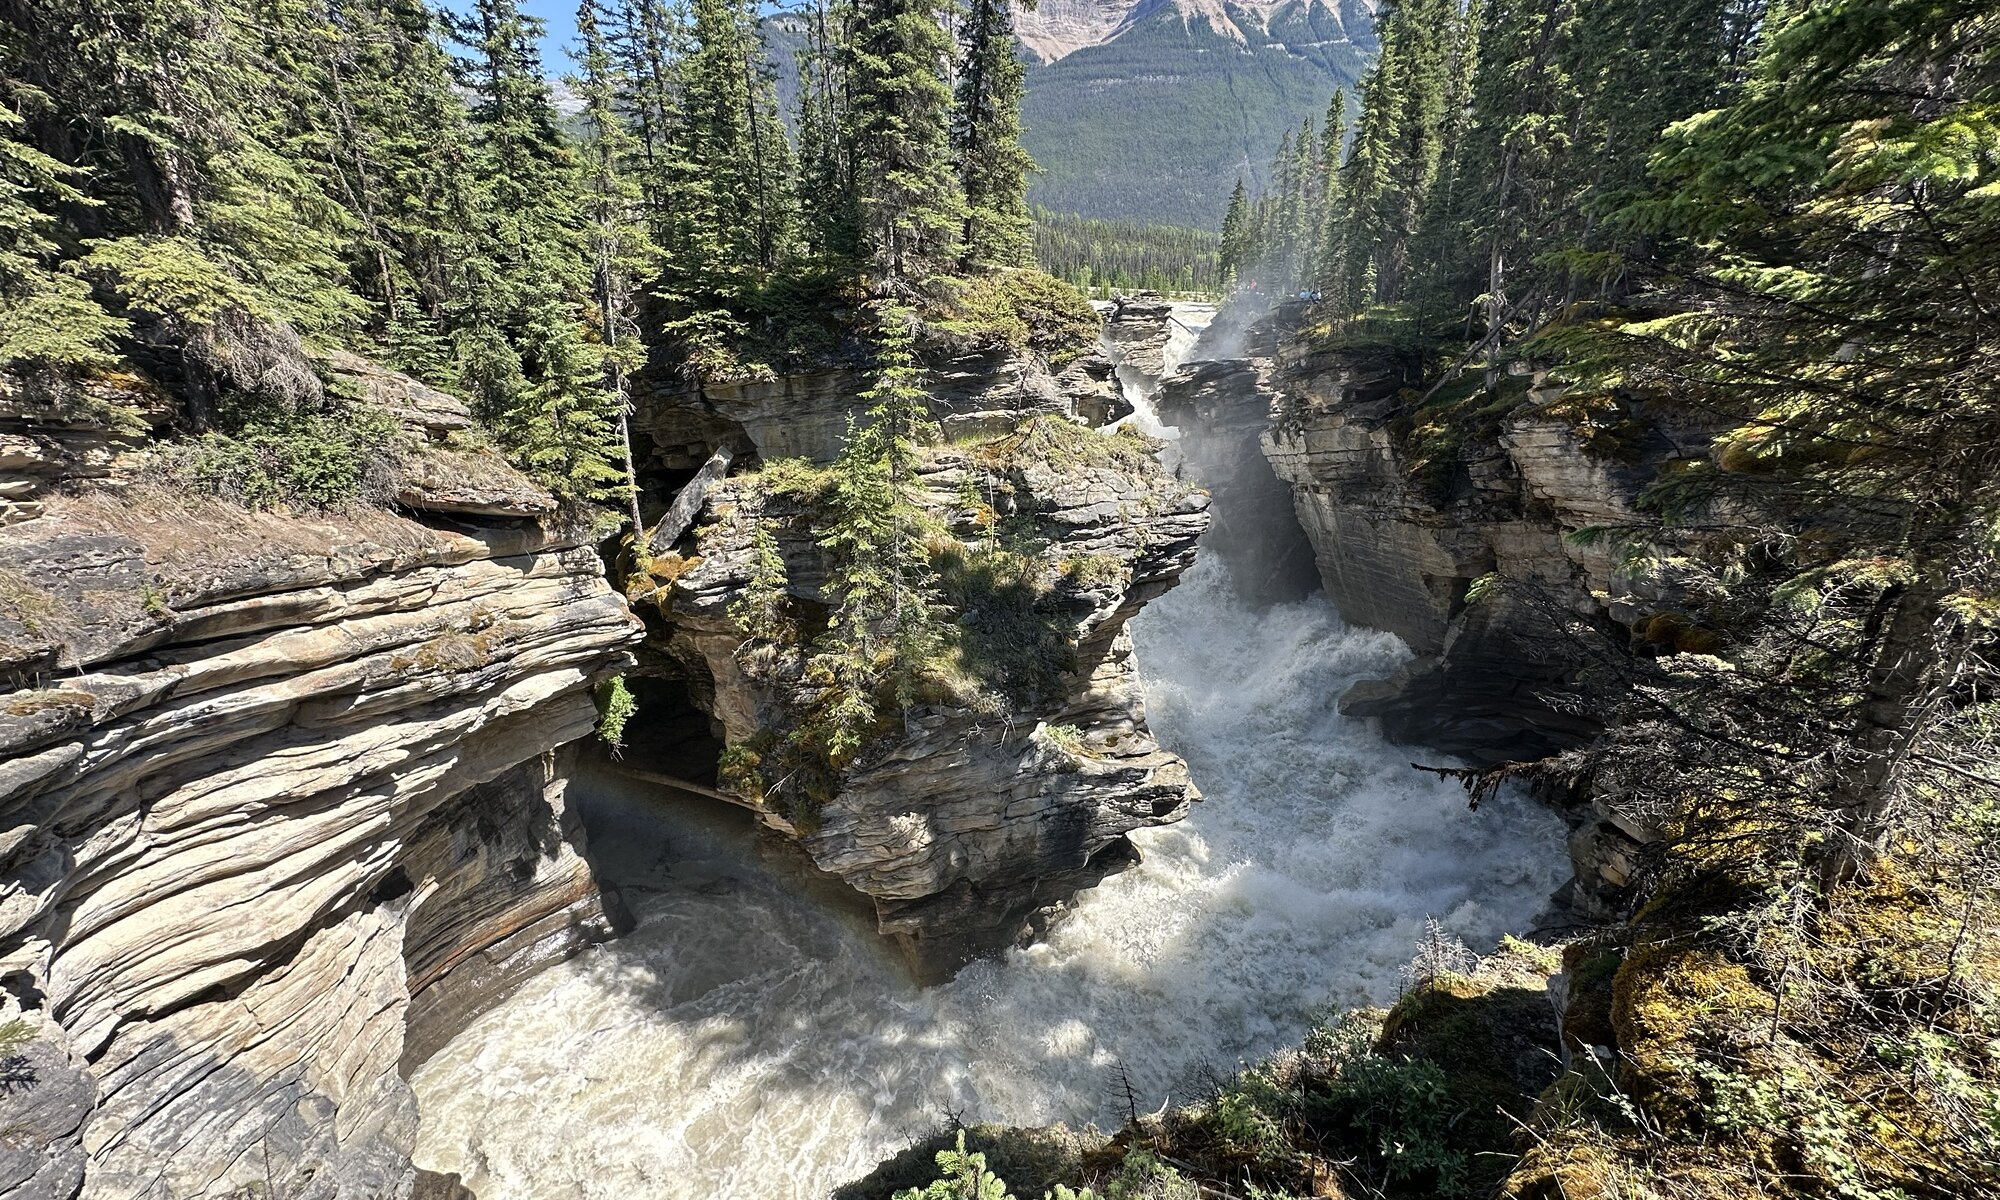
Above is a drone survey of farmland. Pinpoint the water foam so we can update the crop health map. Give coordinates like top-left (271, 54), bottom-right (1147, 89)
top-left (410, 553), bottom-right (1569, 1198)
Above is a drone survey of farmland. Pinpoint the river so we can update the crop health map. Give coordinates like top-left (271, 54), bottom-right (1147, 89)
top-left (409, 312), bottom-right (1571, 1198)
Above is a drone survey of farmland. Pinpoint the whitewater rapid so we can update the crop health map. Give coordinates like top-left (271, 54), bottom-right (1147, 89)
top-left (410, 567), bottom-right (1569, 1199)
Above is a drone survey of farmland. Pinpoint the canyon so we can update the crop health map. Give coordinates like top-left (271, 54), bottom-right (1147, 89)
top-left (3, 297), bottom-right (1637, 1198)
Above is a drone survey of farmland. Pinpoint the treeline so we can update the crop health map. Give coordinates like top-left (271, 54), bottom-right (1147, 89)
top-left (0, 0), bottom-right (1047, 505)
top-left (1222, 0), bottom-right (1758, 328)
top-left (1225, 2), bottom-right (2000, 1196)
top-left (1033, 210), bottom-right (1222, 297)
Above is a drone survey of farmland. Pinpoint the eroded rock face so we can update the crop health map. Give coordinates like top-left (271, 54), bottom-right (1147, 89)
top-left (635, 343), bottom-right (1080, 467)
top-left (647, 428), bottom-right (1209, 979)
top-left (0, 483), bottom-right (639, 1198)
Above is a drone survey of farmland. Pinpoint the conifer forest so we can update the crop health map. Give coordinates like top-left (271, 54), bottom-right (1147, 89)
top-left (1, 1), bottom-right (1999, 1199)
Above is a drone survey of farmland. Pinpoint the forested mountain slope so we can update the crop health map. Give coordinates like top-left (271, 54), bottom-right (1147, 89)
top-left (1020, 0), bottom-right (1377, 223)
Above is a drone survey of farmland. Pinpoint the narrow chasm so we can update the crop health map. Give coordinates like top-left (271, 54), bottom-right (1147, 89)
top-left (407, 302), bottom-right (1572, 1199)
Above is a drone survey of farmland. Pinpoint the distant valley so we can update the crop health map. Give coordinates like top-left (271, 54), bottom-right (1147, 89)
top-left (767, 0), bottom-right (1377, 229)
top-left (1016, 0), bottom-right (1377, 226)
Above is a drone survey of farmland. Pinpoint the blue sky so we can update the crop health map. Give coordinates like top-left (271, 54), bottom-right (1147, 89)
top-left (453, 0), bottom-right (790, 72)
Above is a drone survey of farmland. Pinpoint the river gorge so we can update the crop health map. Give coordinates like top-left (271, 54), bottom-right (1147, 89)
top-left (408, 539), bottom-right (1568, 1200)
top-left (0, 298), bottom-right (1622, 1199)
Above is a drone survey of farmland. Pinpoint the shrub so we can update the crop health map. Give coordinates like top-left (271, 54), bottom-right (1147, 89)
top-left (594, 676), bottom-right (638, 753)
top-left (159, 405), bottom-right (403, 510)
top-left (938, 270), bottom-right (1101, 368)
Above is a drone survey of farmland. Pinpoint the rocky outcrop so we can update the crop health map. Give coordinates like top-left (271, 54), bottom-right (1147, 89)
top-left (635, 342), bottom-right (1084, 468)
top-left (0, 373), bottom-right (172, 527)
top-left (639, 420), bottom-right (1209, 979)
top-left (0, 446), bottom-right (638, 1194)
top-left (1149, 357), bottom-right (1323, 606)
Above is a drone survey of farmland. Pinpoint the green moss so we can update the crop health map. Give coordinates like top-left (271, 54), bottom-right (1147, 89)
top-left (981, 416), bottom-right (1162, 478)
top-left (1393, 374), bottom-right (1530, 504)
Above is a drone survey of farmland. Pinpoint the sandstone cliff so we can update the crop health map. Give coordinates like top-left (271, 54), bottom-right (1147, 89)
top-left (0, 369), bottom-right (639, 1199)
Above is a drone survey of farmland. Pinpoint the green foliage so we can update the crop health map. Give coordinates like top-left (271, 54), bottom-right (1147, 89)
top-left (1305, 1014), bottom-right (1471, 1196)
top-left (0, 1018), bottom-right (34, 1058)
top-left (593, 675), bottom-right (638, 751)
top-left (892, 1133), bottom-right (1012, 1200)
top-left (728, 523), bottom-right (793, 642)
top-left (953, 0), bottom-right (1035, 270)
top-left (938, 270), bottom-right (1100, 367)
top-left (164, 404), bottom-right (403, 510)
top-left (847, 0), bottom-right (964, 282)
top-left (890, 1132), bottom-right (1101, 1200)
top-left (1103, 1149), bottom-right (1195, 1200)
top-left (83, 236), bottom-right (264, 327)
top-left (1035, 208), bottom-right (1221, 297)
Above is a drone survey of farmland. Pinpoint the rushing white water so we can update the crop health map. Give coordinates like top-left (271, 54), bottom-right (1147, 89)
top-left (410, 550), bottom-right (1569, 1198)
top-left (1110, 303), bottom-right (1214, 441)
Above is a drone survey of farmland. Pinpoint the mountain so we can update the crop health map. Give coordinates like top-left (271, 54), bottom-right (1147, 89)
top-left (762, 1), bottom-right (1376, 231)
top-left (1017, 0), bottom-right (1377, 226)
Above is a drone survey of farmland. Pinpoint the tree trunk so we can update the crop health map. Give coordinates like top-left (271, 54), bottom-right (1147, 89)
top-left (1820, 581), bottom-right (1948, 889)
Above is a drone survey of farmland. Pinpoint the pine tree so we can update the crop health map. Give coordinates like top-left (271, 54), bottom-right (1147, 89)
top-left (0, 67), bottom-right (126, 370)
top-left (814, 303), bottom-right (945, 759)
top-left (846, 0), bottom-right (964, 283)
top-left (1333, 30), bottom-right (1402, 308)
top-left (794, 0), bottom-right (860, 262)
top-left (453, 0), bottom-right (623, 501)
top-left (1218, 178), bottom-right (1250, 282)
top-left (1310, 90), bottom-right (1348, 290)
top-left (327, 0), bottom-right (490, 377)
top-left (952, 0), bottom-right (1037, 269)
top-left (1596, 0), bottom-right (2000, 884)
top-left (574, 0), bottom-right (655, 528)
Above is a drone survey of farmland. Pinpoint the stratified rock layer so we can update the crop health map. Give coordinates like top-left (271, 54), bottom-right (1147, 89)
top-left (648, 426), bottom-right (1210, 979)
top-left (0, 482), bottom-right (639, 1198)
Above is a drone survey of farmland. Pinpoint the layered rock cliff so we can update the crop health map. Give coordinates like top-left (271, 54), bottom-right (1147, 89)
top-left (625, 328), bottom-right (1211, 979)
top-left (0, 298), bottom-right (1218, 1193)
top-left (1131, 302), bottom-right (1697, 911)
top-left (0, 369), bottom-right (640, 1198)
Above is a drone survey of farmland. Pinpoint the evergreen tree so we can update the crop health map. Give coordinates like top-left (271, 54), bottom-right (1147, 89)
top-left (814, 303), bottom-right (945, 758)
top-left (1590, 0), bottom-right (2000, 885)
top-left (1310, 90), bottom-right (1348, 290)
top-left (453, 0), bottom-right (624, 501)
top-left (0, 66), bottom-right (126, 370)
top-left (846, 0), bottom-right (964, 283)
top-left (1218, 178), bottom-right (1251, 282)
top-left (794, 0), bottom-right (860, 261)
top-left (574, 0), bottom-right (656, 528)
top-left (952, 0), bottom-right (1037, 269)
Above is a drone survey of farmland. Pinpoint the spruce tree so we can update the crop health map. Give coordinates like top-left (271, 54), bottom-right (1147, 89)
top-left (846, 0), bottom-right (964, 283)
top-left (815, 303), bottom-right (945, 758)
top-left (1596, 0), bottom-right (2000, 885)
top-left (1310, 90), bottom-right (1348, 291)
top-left (575, 0), bottom-right (656, 528)
top-left (1218, 178), bottom-right (1250, 282)
top-left (454, 0), bottom-right (623, 501)
top-left (794, 0), bottom-right (860, 262)
top-left (952, 0), bottom-right (1037, 269)
top-left (0, 68), bottom-right (126, 370)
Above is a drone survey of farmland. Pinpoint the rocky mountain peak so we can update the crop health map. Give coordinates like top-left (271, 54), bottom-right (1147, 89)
top-left (1016, 0), bottom-right (1373, 63)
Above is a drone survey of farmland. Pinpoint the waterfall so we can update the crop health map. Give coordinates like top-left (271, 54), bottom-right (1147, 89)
top-left (1110, 302), bottom-right (1214, 440)
top-left (411, 581), bottom-right (1568, 1198)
